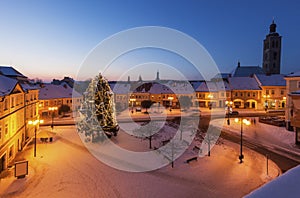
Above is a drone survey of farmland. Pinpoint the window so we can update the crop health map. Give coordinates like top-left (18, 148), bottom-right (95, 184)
top-left (266, 90), bottom-right (269, 95)
top-left (235, 92), bottom-right (238, 97)
top-left (247, 92), bottom-right (250, 97)
top-left (9, 146), bottom-right (13, 158)
top-left (298, 81), bottom-right (300, 89)
top-left (4, 99), bottom-right (8, 110)
top-left (240, 93), bottom-right (243, 97)
top-left (281, 90), bottom-right (284, 95)
top-left (5, 124), bottom-right (8, 135)
top-left (274, 52), bottom-right (277, 60)
top-left (253, 92), bottom-right (256, 97)
top-left (11, 97), bottom-right (15, 107)
top-left (271, 90), bottom-right (275, 95)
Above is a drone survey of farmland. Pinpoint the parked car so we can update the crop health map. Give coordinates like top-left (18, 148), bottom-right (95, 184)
top-left (136, 107), bottom-right (142, 112)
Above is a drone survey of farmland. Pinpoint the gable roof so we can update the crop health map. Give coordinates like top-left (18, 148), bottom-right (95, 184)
top-left (0, 75), bottom-right (19, 96)
top-left (232, 66), bottom-right (265, 77)
top-left (39, 84), bottom-right (82, 100)
top-left (254, 74), bottom-right (286, 86)
top-left (0, 66), bottom-right (27, 78)
top-left (228, 77), bottom-right (261, 90)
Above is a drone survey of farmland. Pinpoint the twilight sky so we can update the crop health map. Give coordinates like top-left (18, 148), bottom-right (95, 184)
top-left (0, 0), bottom-right (299, 82)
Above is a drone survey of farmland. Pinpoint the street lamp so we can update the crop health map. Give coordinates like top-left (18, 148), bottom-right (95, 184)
top-left (48, 107), bottom-right (58, 130)
top-left (129, 98), bottom-right (136, 113)
top-left (208, 94), bottom-right (213, 109)
top-left (235, 118), bottom-right (250, 163)
top-left (168, 96), bottom-right (174, 112)
top-left (28, 119), bottom-right (44, 157)
top-left (225, 101), bottom-right (233, 125)
top-left (263, 94), bottom-right (270, 112)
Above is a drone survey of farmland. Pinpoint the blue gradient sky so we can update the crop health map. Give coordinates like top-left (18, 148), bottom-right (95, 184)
top-left (0, 0), bottom-right (299, 81)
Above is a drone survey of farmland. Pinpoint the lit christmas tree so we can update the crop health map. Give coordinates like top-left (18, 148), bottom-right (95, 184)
top-left (78, 73), bottom-right (119, 142)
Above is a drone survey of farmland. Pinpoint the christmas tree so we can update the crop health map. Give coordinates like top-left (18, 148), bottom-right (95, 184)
top-left (77, 73), bottom-right (119, 142)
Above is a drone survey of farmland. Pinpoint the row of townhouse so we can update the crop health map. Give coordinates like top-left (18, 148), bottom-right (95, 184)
top-left (38, 82), bottom-right (82, 118)
top-left (0, 67), bottom-right (82, 174)
top-left (0, 67), bottom-right (39, 173)
top-left (109, 73), bottom-right (286, 111)
top-left (284, 71), bottom-right (300, 143)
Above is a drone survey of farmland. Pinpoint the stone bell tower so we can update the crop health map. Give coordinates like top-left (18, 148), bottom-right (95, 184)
top-left (262, 20), bottom-right (282, 75)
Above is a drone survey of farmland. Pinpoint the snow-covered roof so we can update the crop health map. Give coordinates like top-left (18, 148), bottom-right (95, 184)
top-left (285, 71), bottom-right (300, 77)
top-left (165, 81), bottom-right (194, 94)
top-left (20, 82), bottom-right (40, 91)
top-left (39, 84), bottom-right (82, 100)
top-left (211, 73), bottom-right (231, 80)
top-left (189, 81), bottom-right (203, 90)
top-left (0, 66), bottom-right (27, 78)
top-left (196, 81), bottom-right (218, 92)
top-left (228, 77), bottom-right (261, 90)
top-left (111, 82), bottom-right (131, 94)
top-left (148, 83), bottom-right (173, 94)
top-left (246, 165), bottom-right (300, 198)
top-left (254, 74), bottom-right (286, 86)
top-left (0, 75), bottom-right (18, 96)
top-left (232, 66), bottom-right (265, 77)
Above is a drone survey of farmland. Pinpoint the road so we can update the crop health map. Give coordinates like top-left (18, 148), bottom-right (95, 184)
top-left (199, 115), bottom-right (300, 173)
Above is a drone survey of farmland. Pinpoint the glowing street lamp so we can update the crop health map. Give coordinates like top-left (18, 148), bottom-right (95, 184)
top-left (129, 98), bottom-right (136, 113)
top-left (28, 119), bottom-right (44, 157)
top-left (235, 118), bottom-right (251, 163)
top-left (48, 107), bottom-right (58, 129)
top-left (168, 96), bottom-right (174, 112)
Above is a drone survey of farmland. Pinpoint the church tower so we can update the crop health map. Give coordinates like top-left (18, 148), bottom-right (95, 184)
top-left (262, 20), bottom-right (282, 75)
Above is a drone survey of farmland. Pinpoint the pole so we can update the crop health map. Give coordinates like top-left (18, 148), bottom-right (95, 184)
top-left (227, 106), bottom-right (230, 125)
top-left (266, 154), bottom-right (269, 176)
top-left (239, 120), bottom-right (244, 163)
top-left (51, 111), bottom-right (54, 130)
top-left (34, 127), bottom-right (37, 157)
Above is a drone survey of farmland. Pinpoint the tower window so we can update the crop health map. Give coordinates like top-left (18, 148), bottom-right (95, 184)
top-left (276, 41), bottom-right (279, 48)
top-left (272, 41), bottom-right (275, 48)
top-left (273, 63), bottom-right (276, 68)
top-left (274, 52), bottom-right (277, 60)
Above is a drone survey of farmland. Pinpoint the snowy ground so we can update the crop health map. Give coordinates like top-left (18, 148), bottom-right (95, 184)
top-left (0, 124), bottom-right (280, 198)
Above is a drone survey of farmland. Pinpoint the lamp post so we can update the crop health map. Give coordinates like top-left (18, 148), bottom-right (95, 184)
top-left (48, 107), bottom-right (58, 130)
top-left (225, 101), bottom-right (233, 125)
top-left (28, 119), bottom-right (44, 157)
top-left (263, 94), bottom-right (270, 112)
top-left (129, 98), bottom-right (136, 113)
top-left (168, 96), bottom-right (174, 112)
top-left (208, 94), bottom-right (213, 110)
top-left (235, 118), bottom-right (250, 163)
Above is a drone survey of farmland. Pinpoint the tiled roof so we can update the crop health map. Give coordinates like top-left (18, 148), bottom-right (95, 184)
top-left (0, 75), bottom-right (18, 96)
top-left (255, 74), bottom-right (286, 86)
top-left (39, 84), bottom-right (82, 100)
top-left (0, 66), bottom-right (27, 78)
top-left (232, 66), bottom-right (265, 77)
top-left (228, 77), bottom-right (261, 90)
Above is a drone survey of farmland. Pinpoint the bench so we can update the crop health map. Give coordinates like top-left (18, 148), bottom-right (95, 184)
top-left (186, 156), bottom-right (198, 164)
